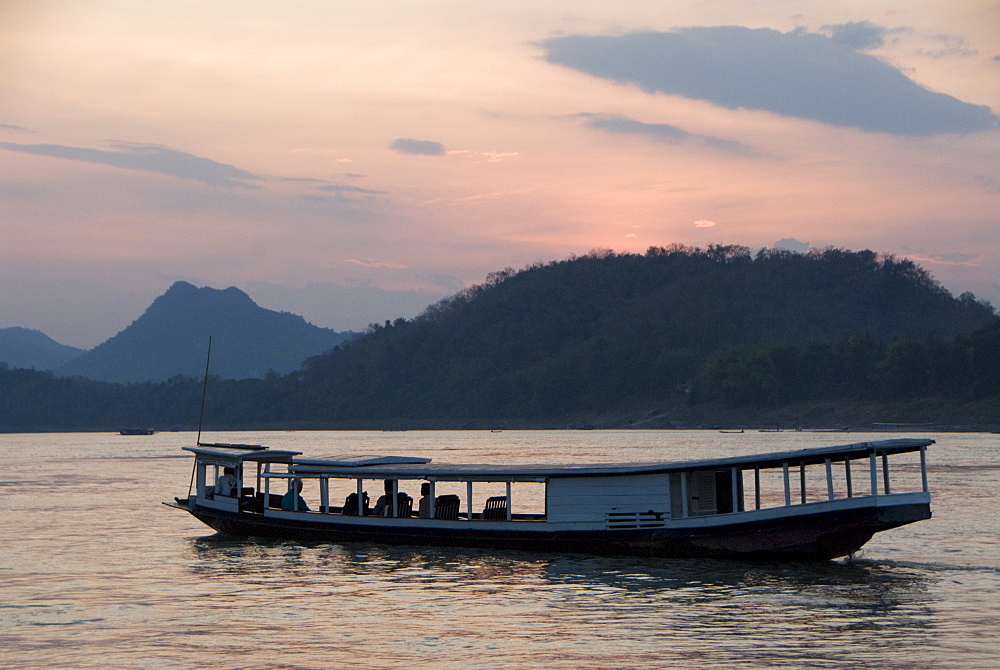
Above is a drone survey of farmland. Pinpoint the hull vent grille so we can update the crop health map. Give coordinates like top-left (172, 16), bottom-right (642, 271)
top-left (606, 511), bottom-right (666, 530)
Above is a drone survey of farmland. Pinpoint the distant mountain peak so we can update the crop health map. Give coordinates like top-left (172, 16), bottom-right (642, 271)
top-left (220, 285), bottom-right (255, 304)
top-left (166, 280), bottom-right (197, 293)
top-left (162, 280), bottom-right (250, 300)
top-left (0, 327), bottom-right (84, 370)
top-left (54, 282), bottom-right (352, 383)
top-left (149, 282), bottom-right (257, 316)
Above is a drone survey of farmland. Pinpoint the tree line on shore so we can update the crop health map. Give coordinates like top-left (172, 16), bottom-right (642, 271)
top-left (2, 245), bottom-right (998, 431)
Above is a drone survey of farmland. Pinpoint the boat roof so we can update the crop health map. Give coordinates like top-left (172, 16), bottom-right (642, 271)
top-left (294, 455), bottom-right (433, 467)
top-left (287, 438), bottom-right (933, 481)
top-left (183, 442), bottom-right (302, 464)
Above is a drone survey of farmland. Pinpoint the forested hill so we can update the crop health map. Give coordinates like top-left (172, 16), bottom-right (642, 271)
top-left (287, 246), bottom-right (997, 423)
top-left (2, 245), bottom-right (999, 431)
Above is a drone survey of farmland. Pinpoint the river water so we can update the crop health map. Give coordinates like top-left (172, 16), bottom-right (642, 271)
top-left (1, 430), bottom-right (998, 668)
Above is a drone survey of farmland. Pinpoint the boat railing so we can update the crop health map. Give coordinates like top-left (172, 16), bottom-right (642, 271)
top-left (719, 443), bottom-right (930, 519)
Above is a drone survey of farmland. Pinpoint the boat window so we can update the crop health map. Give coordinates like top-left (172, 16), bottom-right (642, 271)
top-left (429, 482), bottom-right (466, 518)
top-left (753, 467), bottom-right (787, 509)
top-left (471, 481), bottom-right (546, 520)
top-left (514, 482), bottom-right (546, 518)
top-left (883, 449), bottom-right (925, 493)
top-left (742, 448), bottom-right (929, 511)
top-left (198, 462), bottom-right (231, 499)
top-left (396, 480), bottom-right (548, 521)
top-left (326, 478), bottom-right (371, 515)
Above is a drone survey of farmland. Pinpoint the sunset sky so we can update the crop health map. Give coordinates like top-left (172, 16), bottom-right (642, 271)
top-left (2, 1), bottom-right (998, 348)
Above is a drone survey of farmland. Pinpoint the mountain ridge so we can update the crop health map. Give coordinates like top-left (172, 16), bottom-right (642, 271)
top-left (0, 327), bottom-right (85, 370)
top-left (54, 281), bottom-right (353, 382)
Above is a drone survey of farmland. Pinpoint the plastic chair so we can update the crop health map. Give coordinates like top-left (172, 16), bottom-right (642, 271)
top-left (342, 491), bottom-right (370, 515)
top-left (383, 492), bottom-right (413, 517)
top-left (434, 494), bottom-right (460, 520)
top-left (482, 496), bottom-right (508, 520)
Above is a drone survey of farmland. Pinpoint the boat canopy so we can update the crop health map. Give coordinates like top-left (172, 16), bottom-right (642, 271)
top-left (294, 455), bottom-right (433, 467)
top-left (183, 443), bottom-right (302, 468)
top-left (287, 439), bottom-right (933, 481)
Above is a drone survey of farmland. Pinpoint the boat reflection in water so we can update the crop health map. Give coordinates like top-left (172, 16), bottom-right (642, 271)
top-left (185, 533), bottom-right (937, 667)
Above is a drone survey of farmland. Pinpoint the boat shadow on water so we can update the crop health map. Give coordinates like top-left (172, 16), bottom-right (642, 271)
top-left (184, 533), bottom-right (951, 653)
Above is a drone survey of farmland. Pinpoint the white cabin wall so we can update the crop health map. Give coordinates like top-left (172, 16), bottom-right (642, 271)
top-left (547, 474), bottom-right (671, 523)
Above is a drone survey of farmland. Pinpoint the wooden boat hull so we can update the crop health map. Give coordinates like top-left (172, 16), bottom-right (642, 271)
top-left (169, 498), bottom-right (930, 561)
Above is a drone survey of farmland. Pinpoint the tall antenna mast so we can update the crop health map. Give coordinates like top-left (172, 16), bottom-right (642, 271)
top-left (196, 335), bottom-right (212, 446)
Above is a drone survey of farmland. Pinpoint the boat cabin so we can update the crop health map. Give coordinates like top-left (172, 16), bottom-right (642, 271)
top-left (182, 443), bottom-right (302, 512)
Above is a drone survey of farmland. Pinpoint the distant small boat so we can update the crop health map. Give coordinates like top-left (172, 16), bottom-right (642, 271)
top-left (120, 428), bottom-right (155, 435)
top-left (719, 429), bottom-right (744, 434)
top-left (873, 423), bottom-right (935, 430)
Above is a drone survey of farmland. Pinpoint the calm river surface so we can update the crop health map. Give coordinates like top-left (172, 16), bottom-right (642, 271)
top-left (2, 430), bottom-right (999, 668)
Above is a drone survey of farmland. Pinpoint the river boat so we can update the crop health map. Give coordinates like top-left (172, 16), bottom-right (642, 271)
top-left (164, 438), bottom-right (933, 560)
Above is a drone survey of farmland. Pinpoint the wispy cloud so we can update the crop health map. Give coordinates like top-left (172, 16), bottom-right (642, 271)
top-left (918, 33), bottom-right (979, 59)
top-left (905, 253), bottom-right (982, 267)
top-left (0, 141), bottom-right (261, 187)
top-left (821, 21), bottom-right (888, 51)
top-left (974, 175), bottom-right (1000, 195)
top-left (448, 149), bottom-right (521, 163)
top-left (345, 258), bottom-right (407, 269)
top-left (576, 113), bottom-right (758, 155)
top-left (773, 238), bottom-right (810, 253)
top-left (316, 184), bottom-right (387, 196)
top-left (431, 274), bottom-right (465, 292)
top-left (390, 138), bottom-right (446, 156)
top-left (0, 123), bottom-right (33, 133)
top-left (541, 27), bottom-right (998, 135)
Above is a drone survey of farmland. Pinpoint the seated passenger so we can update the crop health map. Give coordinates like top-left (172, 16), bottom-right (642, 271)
top-left (215, 467), bottom-right (239, 497)
top-left (418, 483), bottom-right (432, 518)
top-left (373, 479), bottom-right (397, 517)
top-left (281, 479), bottom-right (310, 511)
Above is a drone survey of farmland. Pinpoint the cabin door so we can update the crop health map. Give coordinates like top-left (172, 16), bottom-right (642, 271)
top-left (669, 471), bottom-right (717, 517)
